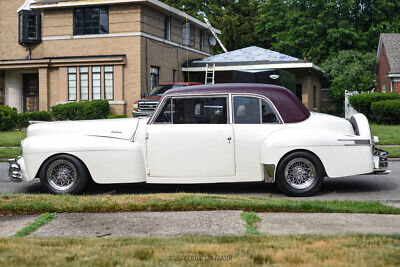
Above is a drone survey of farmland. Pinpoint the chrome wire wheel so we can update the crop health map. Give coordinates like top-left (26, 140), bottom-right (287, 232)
top-left (46, 159), bottom-right (77, 192)
top-left (284, 158), bottom-right (316, 190)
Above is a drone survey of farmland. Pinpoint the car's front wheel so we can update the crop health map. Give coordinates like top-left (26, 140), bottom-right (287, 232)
top-left (40, 154), bottom-right (89, 194)
top-left (276, 151), bottom-right (325, 197)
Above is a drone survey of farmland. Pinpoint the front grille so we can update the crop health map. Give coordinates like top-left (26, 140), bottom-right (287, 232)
top-left (139, 101), bottom-right (158, 111)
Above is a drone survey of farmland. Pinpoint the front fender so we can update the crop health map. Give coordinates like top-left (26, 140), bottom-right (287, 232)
top-left (22, 135), bottom-right (146, 184)
top-left (260, 128), bottom-right (374, 178)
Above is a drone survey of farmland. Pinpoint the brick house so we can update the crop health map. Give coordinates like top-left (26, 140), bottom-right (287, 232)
top-left (375, 33), bottom-right (400, 93)
top-left (0, 0), bottom-right (217, 115)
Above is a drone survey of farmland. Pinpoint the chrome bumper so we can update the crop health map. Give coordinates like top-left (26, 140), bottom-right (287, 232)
top-left (8, 156), bottom-right (23, 182)
top-left (372, 147), bottom-right (391, 175)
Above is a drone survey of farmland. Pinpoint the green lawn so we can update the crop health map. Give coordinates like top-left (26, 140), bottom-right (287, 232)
top-left (385, 147), bottom-right (400, 158)
top-left (0, 193), bottom-right (399, 215)
top-left (0, 131), bottom-right (26, 147)
top-left (0, 235), bottom-right (398, 266)
top-left (0, 148), bottom-right (20, 159)
top-left (371, 124), bottom-right (400, 145)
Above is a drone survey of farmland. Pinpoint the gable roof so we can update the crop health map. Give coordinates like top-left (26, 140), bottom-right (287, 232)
top-left (185, 46), bottom-right (324, 73)
top-left (30, 0), bottom-right (221, 34)
top-left (377, 33), bottom-right (400, 75)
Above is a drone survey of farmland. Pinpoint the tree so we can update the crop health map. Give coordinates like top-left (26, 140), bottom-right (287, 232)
top-left (322, 50), bottom-right (375, 100)
top-left (160, 0), bottom-right (262, 52)
top-left (255, 0), bottom-right (400, 64)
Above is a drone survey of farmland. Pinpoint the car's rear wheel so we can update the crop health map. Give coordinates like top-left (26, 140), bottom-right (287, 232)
top-left (276, 151), bottom-right (325, 197)
top-left (40, 154), bottom-right (89, 194)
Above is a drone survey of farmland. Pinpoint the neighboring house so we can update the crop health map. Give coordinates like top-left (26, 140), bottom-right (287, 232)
top-left (0, 0), bottom-right (217, 115)
top-left (184, 46), bottom-right (325, 111)
top-left (375, 33), bottom-right (400, 93)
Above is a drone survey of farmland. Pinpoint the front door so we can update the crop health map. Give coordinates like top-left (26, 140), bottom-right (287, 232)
top-left (23, 73), bottom-right (39, 112)
top-left (146, 96), bottom-right (236, 178)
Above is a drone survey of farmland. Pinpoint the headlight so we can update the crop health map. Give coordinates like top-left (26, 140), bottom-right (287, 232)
top-left (133, 102), bottom-right (139, 111)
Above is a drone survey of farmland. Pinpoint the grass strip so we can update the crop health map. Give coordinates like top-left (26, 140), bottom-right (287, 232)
top-left (385, 147), bottom-right (400, 158)
top-left (371, 124), bottom-right (400, 145)
top-left (14, 213), bottom-right (57, 237)
top-left (240, 212), bottom-right (261, 235)
top-left (0, 193), bottom-right (399, 215)
top-left (0, 147), bottom-right (20, 159)
top-left (0, 131), bottom-right (26, 147)
top-left (0, 235), bottom-right (399, 265)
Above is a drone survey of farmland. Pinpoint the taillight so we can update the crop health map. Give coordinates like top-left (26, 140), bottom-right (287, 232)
top-left (133, 101), bottom-right (139, 111)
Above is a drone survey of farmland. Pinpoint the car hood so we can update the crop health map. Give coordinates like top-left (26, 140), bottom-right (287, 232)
top-left (139, 97), bottom-right (161, 102)
top-left (27, 118), bottom-right (141, 140)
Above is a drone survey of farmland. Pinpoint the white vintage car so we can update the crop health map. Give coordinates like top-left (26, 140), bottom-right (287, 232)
top-left (9, 84), bottom-right (389, 196)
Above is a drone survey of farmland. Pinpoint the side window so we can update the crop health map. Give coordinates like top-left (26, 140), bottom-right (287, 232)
top-left (261, 100), bottom-right (279, 123)
top-left (233, 96), bottom-right (280, 124)
top-left (233, 97), bottom-right (261, 124)
top-left (155, 99), bottom-right (172, 123)
top-left (173, 97), bottom-right (227, 124)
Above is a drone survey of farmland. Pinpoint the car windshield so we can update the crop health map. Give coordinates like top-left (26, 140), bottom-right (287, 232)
top-left (149, 84), bottom-right (185, 96)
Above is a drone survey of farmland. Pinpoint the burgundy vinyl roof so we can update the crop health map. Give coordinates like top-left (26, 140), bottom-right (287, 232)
top-left (163, 83), bottom-right (310, 123)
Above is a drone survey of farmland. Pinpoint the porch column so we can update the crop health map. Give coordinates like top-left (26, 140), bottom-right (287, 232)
top-left (39, 68), bottom-right (49, 111)
top-left (4, 71), bottom-right (23, 113)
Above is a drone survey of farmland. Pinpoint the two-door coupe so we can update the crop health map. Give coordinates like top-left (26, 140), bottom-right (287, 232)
top-left (9, 84), bottom-right (389, 196)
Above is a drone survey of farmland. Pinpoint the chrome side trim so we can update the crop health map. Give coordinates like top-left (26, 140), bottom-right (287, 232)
top-left (338, 139), bottom-right (371, 146)
top-left (264, 164), bottom-right (276, 183)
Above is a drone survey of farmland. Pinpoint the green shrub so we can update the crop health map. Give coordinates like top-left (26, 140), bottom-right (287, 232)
top-left (370, 99), bottom-right (400, 125)
top-left (0, 106), bottom-right (18, 131)
top-left (17, 111), bottom-right (52, 128)
top-left (51, 100), bottom-right (109, 121)
top-left (349, 92), bottom-right (399, 119)
top-left (107, 114), bottom-right (127, 119)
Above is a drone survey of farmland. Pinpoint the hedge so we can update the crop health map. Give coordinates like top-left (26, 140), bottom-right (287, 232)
top-left (371, 99), bottom-right (400, 125)
top-left (51, 100), bottom-right (109, 121)
top-left (107, 114), bottom-right (127, 119)
top-left (17, 111), bottom-right (52, 128)
top-left (349, 92), bottom-right (399, 120)
top-left (0, 106), bottom-right (18, 131)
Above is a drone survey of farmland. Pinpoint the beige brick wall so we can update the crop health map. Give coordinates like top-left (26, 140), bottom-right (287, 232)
top-left (0, 2), bottom-right (209, 115)
top-left (0, 0), bottom-right (43, 60)
top-left (0, 71), bottom-right (4, 105)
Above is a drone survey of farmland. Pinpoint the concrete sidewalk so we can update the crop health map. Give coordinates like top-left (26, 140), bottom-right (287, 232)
top-left (0, 211), bottom-right (398, 238)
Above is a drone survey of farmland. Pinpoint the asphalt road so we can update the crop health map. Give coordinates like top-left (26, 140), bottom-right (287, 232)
top-left (1, 161), bottom-right (399, 205)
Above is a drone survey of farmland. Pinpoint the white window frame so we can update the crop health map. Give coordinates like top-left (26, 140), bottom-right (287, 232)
top-left (104, 66), bottom-right (114, 100)
top-left (79, 66), bottom-right (89, 101)
top-left (68, 67), bottom-right (77, 101)
top-left (92, 66), bottom-right (101, 100)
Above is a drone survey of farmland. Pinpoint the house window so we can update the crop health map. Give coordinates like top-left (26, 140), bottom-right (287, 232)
top-left (104, 66), bottom-right (114, 100)
top-left (68, 67), bottom-right (77, 101)
top-left (182, 22), bottom-right (195, 47)
top-left (200, 30), bottom-right (205, 51)
top-left (79, 67), bottom-right (89, 101)
top-left (73, 7), bottom-right (109, 35)
top-left (313, 86), bottom-right (317, 110)
top-left (164, 16), bottom-right (171, 40)
top-left (382, 84), bottom-right (386, 93)
top-left (173, 69), bottom-right (177, 83)
top-left (150, 66), bottom-right (160, 90)
top-left (18, 10), bottom-right (42, 45)
top-left (92, 66), bottom-right (101, 100)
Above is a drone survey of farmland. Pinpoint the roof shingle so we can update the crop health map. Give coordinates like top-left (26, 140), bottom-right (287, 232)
top-left (381, 33), bottom-right (400, 74)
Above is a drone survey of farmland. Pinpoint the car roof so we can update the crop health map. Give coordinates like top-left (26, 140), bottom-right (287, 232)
top-left (163, 83), bottom-right (310, 123)
top-left (158, 82), bottom-right (203, 86)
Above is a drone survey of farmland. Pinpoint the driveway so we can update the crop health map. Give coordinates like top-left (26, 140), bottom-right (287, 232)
top-left (0, 161), bottom-right (399, 204)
